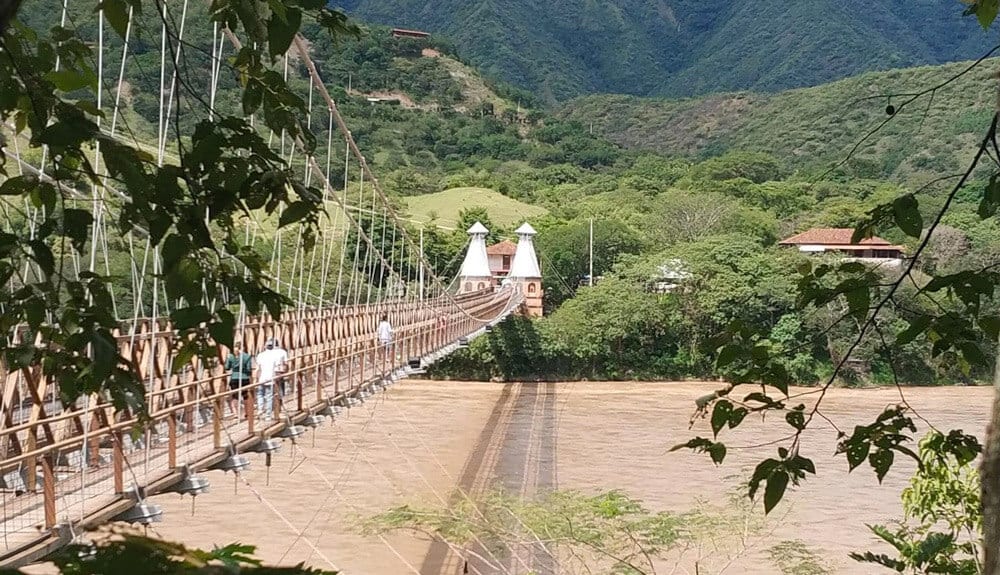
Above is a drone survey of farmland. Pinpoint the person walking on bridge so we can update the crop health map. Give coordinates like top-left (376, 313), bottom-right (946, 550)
top-left (377, 314), bottom-right (393, 369)
top-left (224, 343), bottom-right (252, 418)
top-left (255, 338), bottom-right (287, 421)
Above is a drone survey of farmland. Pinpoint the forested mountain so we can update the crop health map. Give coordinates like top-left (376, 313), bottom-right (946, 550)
top-left (560, 58), bottom-right (999, 182)
top-left (331, 0), bottom-right (992, 101)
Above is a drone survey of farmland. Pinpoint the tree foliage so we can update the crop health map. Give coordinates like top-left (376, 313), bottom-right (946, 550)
top-left (0, 530), bottom-right (336, 574)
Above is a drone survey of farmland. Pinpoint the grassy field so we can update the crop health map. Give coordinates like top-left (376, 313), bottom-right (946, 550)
top-left (403, 187), bottom-right (548, 230)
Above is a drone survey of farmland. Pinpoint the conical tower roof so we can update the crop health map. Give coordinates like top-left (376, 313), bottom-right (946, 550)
top-left (467, 221), bottom-right (489, 235)
top-left (509, 222), bottom-right (541, 279)
top-left (459, 221), bottom-right (492, 278)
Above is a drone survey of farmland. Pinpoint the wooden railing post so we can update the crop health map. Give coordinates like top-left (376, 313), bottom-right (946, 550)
top-left (213, 397), bottom-right (222, 449)
top-left (41, 455), bottom-right (56, 528)
top-left (167, 416), bottom-right (177, 469)
top-left (245, 391), bottom-right (255, 435)
top-left (113, 431), bottom-right (124, 493)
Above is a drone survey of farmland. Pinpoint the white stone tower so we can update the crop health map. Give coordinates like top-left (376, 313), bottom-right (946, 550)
top-left (458, 221), bottom-right (494, 293)
top-left (508, 222), bottom-right (543, 317)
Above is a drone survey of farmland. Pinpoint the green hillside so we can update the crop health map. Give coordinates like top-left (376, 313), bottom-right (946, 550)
top-left (332, 0), bottom-right (991, 100)
top-left (404, 187), bottom-right (547, 229)
top-left (559, 59), bottom-right (999, 181)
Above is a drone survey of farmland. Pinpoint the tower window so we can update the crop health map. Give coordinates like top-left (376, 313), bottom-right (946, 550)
top-left (528, 283), bottom-right (537, 294)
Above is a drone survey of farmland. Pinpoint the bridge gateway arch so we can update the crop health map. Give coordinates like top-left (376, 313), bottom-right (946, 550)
top-left (0, 6), bottom-right (543, 567)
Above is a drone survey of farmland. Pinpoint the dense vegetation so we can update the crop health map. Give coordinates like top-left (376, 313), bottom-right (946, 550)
top-left (333, 0), bottom-right (992, 100)
top-left (429, 146), bottom-right (1000, 386)
top-left (560, 58), bottom-right (1000, 182)
top-left (8, 0), bottom-right (1000, 569)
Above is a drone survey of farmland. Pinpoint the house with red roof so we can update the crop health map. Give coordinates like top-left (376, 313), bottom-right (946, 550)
top-left (779, 228), bottom-right (905, 266)
top-left (486, 239), bottom-right (517, 280)
top-left (391, 28), bottom-right (430, 39)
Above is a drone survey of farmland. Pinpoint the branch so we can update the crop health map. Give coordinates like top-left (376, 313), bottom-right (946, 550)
top-left (819, 44), bottom-right (1000, 180)
top-left (797, 112), bottom-right (998, 444)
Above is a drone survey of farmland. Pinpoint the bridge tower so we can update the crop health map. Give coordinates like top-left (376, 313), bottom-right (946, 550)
top-left (458, 221), bottom-right (494, 293)
top-left (509, 222), bottom-right (544, 317)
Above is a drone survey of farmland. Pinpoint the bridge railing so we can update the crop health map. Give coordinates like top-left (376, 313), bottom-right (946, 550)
top-left (0, 286), bottom-right (517, 562)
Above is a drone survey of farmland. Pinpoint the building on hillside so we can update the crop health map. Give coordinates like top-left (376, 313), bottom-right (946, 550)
top-left (486, 240), bottom-right (517, 280)
top-left (779, 228), bottom-right (905, 267)
top-left (650, 259), bottom-right (691, 293)
top-left (507, 223), bottom-right (544, 317)
top-left (391, 28), bottom-right (430, 39)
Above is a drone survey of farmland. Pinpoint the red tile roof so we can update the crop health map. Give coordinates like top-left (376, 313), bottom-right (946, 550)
top-left (486, 240), bottom-right (517, 256)
top-left (779, 228), bottom-right (892, 246)
top-left (391, 28), bottom-right (430, 38)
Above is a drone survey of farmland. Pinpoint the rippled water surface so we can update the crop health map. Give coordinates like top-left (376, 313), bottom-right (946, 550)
top-left (137, 381), bottom-right (994, 574)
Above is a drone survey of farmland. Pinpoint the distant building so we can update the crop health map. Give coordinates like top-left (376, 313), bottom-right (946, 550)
top-left (507, 223), bottom-right (543, 317)
top-left (457, 221), bottom-right (543, 317)
top-left (391, 28), bottom-right (430, 39)
top-left (779, 228), bottom-right (905, 266)
top-left (457, 222), bottom-right (493, 294)
top-left (486, 240), bottom-right (517, 280)
top-left (651, 259), bottom-right (691, 293)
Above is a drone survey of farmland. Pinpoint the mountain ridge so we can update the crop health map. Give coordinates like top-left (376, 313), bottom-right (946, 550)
top-left (558, 58), bottom-right (999, 182)
top-left (332, 0), bottom-right (992, 101)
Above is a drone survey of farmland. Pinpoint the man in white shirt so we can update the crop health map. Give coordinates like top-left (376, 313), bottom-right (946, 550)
top-left (376, 315), bottom-right (393, 367)
top-left (255, 338), bottom-right (287, 421)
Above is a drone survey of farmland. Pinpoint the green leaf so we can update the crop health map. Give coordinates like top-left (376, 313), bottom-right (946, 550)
top-left (172, 342), bottom-right (197, 372)
top-left (869, 449), bottom-right (894, 483)
top-left (278, 200), bottom-right (312, 228)
top-left (785, 410), bottom-right (805, 431)
top-left (267, 7), bottom-right (302, 57)
top-left (716, 344), bottom-right (740, 368)
top-left (896, 315), bottom-right (931, 345)
top-left (243, 78), bottom-right (264, 115)
top-left (0, 175), bottom-right (38, 196)
top-left (845, 287), bottom-right (870, 322)
top-left (29, 240), bottom-right (55, 276)
top-left (763, 470), bottom-right (789, 514)
top-left (208, 309), bottom-right (236, 349)
top-left (46, 69), bottom-right (95, 92)
top-left (669, 436), bottom-right (711, 452)
top-left (980, 173), bottom-right (1000, 218)
top-left (171, 306), bottom-right (211, 330)
top-left (728, 407), bottom-right (748, 429)
top-left (62, 208), bottom-right (92, 253)
top-left (892, 194), bottom-right (922, 238)
top-left (98, 0), bottom-right (131, 39)
top-left (707, 442), bottom-right (726, 465)
top-left (972, 0), bottom-right (999, 29)
top-left (913, 532), bottom-right (956, 565)
top-left (844, 436), bottom-right (871, 471)
top-left (710, 400), bottom-right (732, 437)
top-left (791, 455), bottom-right (815, 475)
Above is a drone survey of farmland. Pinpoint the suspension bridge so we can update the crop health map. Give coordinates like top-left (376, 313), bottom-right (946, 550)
top-left (0, 1), bottom-right (546, 569)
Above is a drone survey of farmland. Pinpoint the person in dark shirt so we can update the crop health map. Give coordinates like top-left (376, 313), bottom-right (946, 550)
top-left (224, 343), bottom-right (252, 418)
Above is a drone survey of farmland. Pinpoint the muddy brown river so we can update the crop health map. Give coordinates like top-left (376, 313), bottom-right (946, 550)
top-left (74, 381), bottom-right (996, 573)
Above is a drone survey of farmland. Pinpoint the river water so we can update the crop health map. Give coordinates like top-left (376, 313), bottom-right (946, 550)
top-left (134, 381), bottom-right (993, 573)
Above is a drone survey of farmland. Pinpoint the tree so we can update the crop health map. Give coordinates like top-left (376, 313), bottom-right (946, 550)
top-left (2, 531), bottom-right (338, 574)
top-left (0, 0), bottom-right (356, 571)
top-left (673, 5), bottom-right (1000, 572)
top-left (364, 486), bottom-right (807, 575)
top-left (851, 431), bottom-right (982, 574)
top-left (534, 217), bottom-right (645, 308)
